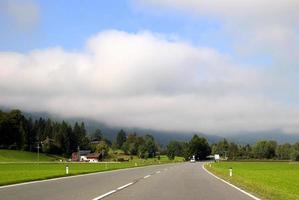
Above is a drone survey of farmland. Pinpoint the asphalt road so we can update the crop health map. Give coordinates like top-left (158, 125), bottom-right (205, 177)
top-left (0, 162), bottom-right (255, 200)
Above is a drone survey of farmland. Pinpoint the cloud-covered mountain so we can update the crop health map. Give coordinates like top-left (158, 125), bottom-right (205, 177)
top-left (1, 1), bottom-right (299, 136)
top-left (1, 30), bottom-right (299, 135)
top-left (21, 110), bottom-right (299, 146)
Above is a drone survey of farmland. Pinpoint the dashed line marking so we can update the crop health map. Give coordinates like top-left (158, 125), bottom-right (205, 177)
top-left (143, 175), bottom-right (151, 179)
top-left (117, 182), bottom-right (134, 190)
top-left (92, 190), bottom-right (116, 200)
top-left (92, 169), bottom-right (162, 199)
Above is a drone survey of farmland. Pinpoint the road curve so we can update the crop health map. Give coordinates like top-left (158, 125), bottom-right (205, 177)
top-left (0, 162), bottom-right (255, 200)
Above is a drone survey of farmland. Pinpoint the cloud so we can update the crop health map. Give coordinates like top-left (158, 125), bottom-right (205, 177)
top-left (0, 30), bottom-right (299, 134)
top-left (0, 0), bottom-right (40, 31)
top-left (135, 0), bottom-right (299, 63)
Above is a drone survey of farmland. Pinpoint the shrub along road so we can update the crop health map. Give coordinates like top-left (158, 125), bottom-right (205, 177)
top-left (0, 162), bottom-right (255, 200)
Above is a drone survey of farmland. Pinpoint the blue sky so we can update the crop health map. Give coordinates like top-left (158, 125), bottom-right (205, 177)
top-left (0, 0), bottom-right (230, 53)
top-left (0, 0), bottom-right (298, 134)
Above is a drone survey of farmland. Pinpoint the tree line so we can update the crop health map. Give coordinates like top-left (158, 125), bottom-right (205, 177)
top-left (2, 109), bottom-right (299, 161)
top-left (166, 138), bottom-right (299, 161)
top-left (0, 109), bottom-right (89, 155)
top-left (0, 109), bottom-right (159, 159)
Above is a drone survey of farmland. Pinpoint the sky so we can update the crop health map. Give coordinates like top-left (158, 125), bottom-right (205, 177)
top-left (0, 0), bottom-right (299, 135)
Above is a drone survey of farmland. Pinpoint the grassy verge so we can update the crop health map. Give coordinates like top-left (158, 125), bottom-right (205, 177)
top-left (205, 161), bottom-right (299, 200)
top-left (0, 155), bottom-right (184, 186)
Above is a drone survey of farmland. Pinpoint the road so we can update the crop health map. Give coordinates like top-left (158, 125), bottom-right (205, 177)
top-left (0, 162), bottom-right (255, 200)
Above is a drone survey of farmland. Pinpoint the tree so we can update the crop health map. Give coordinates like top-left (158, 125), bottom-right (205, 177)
top-left (23, 117), bottom-right (38, 151)
top-left (1, 109), bottom-right (26, 149)
top-left (239, 144), bottom-right (253, 159)
top-left (143, 135), bottom-right (158, 158)
top-left (291, 142), bottom-right (299, 161)
top-left (96, 140), bottom-right (109, 159)
top-left (70, 122), bottom-right (82, 153)
top-left (277, 143), bottom-right (292, 160)
top-left (116, 129), bottom-right (127, 149)
top-left (188, 135), bottom-right (211, 160)
top-left (122, 133), bottom-right (144, 155)
top-left (0, 109), bottom-right (94, 155)
top-left (166, 141), bottom-right (176, 160)
top-left (92, 129), bottom-right (103, 141)
top-left (215, 139), bottom-right (229, 158)
top-left (166, 140), bottom-right (185, 160)
top-left (228, 142), bottom-right (239, 160)
top-left (138, 144), bottom-right (148, 159)
top-left (54, 121), bottom-right (72, 155)
top-left (253, 140), bottom-right (277, 159)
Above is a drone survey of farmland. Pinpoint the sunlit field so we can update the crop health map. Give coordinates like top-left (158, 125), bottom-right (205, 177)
top-left (0, 150), bottom-right (183, 186)
top-left (206, 161), bottom-right (299, 200)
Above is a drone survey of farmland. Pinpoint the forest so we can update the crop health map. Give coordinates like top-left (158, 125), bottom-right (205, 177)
top-left (1, 109), bottom-right (299, 161)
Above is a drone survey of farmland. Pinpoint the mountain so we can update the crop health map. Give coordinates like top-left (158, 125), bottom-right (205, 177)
top-left (225, 131), bottom-right (299, 144)
top-left (21, 111), bottom-right (222, 146)
top-left (3, 108), bottom-right (299, 145)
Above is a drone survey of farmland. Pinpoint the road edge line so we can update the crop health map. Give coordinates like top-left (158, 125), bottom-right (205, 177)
top-left (202, 164), bottom-right (261, 200)
top-left (0, 162), bottom-right (181, 189)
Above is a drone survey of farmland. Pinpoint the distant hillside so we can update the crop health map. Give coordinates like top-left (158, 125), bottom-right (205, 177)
top-left (22, 111), bottom-right (223, 146)
top-left (14, 110), bottom-right (299, 145)
top-left (226, 131), bottom-right (299, 144)
top-left (0, 150), bottom-right (63, 162)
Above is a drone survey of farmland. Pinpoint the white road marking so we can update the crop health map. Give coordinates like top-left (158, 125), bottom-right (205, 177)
top-left (143, 175), bottom-right (151, 179)
top-left (202, 164), bottom-right (261, 200)
top-left (0, 163), bottom-right (173, 189)
top-left (117, 182), bottom-right (134, 190)
top-left (92, 190), bottom-right (116, 200)
top-left (156, 171), bottom-right (161, 174)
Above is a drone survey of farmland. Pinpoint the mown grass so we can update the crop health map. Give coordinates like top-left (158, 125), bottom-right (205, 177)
top-left (0, 150), bottom-right (63, 162)
top-left (0, 150), bottom-right (184, 186)
top-left (206, 161), bottom-right (299, 200)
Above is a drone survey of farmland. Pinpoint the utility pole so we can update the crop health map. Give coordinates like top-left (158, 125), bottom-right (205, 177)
top-left (77, 146), bottom-right (80, 162)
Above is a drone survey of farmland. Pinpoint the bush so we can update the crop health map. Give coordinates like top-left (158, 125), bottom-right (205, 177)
top-left (117, 158), bottom-right (129, 162)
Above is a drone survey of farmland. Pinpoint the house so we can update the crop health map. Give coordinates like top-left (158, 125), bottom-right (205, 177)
top-left (71, 150), bottom-right (91, 161)
top-left (90, 140), bottom-right (100, 145)
top-left (86, 153), bottom-right (102, 162)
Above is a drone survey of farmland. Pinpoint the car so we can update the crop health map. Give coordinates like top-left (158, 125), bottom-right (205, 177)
top-left (190, 158), bottom-right (196, 163)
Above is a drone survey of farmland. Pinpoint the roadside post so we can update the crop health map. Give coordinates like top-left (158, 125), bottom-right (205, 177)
top-left (229, 167), bottom-right (233, 177)
top-left (66, 165), bottom-right (69, 175)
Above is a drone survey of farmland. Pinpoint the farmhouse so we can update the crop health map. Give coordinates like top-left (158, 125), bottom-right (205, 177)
top-left (86, 153), bottom-right (102, 162)
top-left (71, 150), bottom-right (91, 161)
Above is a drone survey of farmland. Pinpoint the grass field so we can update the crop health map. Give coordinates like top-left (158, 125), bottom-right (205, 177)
top-left (206, 161), bottom-right (299, 200)
top-left (0, 150), bottom-right (183, 186)
top-left (0, 150), bottom-right (63, 162)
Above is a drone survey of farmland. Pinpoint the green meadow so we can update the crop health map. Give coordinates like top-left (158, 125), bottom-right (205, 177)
top-left (206, 161), bottom-right (299, 200)
top-left (0, 150), bottom-right (63, 162)
top-left (0, 150), bottom-right (183, 186)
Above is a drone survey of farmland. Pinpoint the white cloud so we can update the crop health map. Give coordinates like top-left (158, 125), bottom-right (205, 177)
top-left (0, 30), bottom-right (299, 134)
top-left (135, 0), bottom-right (299, 63)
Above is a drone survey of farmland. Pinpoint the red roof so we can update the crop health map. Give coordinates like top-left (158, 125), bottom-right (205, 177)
top-left (86, 153), bottom-right (102, 159)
